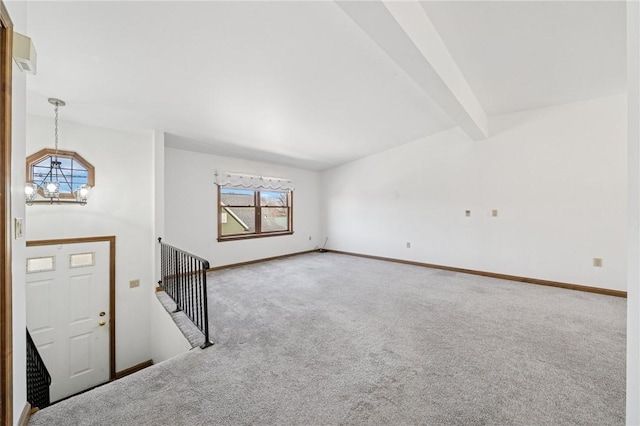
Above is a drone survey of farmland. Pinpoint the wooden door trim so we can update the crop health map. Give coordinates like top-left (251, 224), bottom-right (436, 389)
top-left (27, 236), bottom-right (117, 380)
top-left (0, 1), bottom-right (13, 424)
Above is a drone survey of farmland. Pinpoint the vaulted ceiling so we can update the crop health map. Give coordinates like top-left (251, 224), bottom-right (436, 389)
top-left (24, 1), bottom-right (626, 171)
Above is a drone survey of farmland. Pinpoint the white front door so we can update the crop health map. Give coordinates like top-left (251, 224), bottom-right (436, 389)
top-left (26, 241), bottom-right (110, 402)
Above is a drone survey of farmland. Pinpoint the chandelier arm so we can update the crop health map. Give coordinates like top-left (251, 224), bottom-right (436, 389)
top-left (56, 167), bottom-right (74, 192)
top-left (38, 168), bottom-right (53, 184)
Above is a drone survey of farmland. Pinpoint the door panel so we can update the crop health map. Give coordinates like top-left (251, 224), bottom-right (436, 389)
top-left (26, 241), bottom-right (110, 402)
top-left (69, 274), bottom-right (92, 323)
top-left (69, 333), bottom-right (92, 377)
top-left (26, 278), bottom-right (53, 331)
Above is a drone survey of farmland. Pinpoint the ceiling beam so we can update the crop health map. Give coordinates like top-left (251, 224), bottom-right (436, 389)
top-left (336, 1), bottom-right (488, 140)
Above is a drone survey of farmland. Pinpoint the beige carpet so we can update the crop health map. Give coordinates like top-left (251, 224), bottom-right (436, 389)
top-left (30, 252), bottom-right (626, 425)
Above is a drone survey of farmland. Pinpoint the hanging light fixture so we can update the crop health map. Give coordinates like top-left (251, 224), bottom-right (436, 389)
top-left (25, 98), bottom-right (91, 205)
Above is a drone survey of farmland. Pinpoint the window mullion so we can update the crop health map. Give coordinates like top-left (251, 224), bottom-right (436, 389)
top-left (255, 191), bottom-right (261, 234)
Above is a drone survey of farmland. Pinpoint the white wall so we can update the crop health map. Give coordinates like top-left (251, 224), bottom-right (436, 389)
top-left (627, 1), bottom-right (640, 423)
top-left (25, 115), bottom-right (154, 371)
top-left (164, 147), bottom-right (321, 266)
top-left (7, 0), bottom-right (28, 422)
top-left (153, 131), bottom-right (164, 285)
top-left (322, 94), bottom-right (627, 291)
top-left (149, 131), bottom-right (192, 363)
top-left (149, 298), bottom-right (191, 364)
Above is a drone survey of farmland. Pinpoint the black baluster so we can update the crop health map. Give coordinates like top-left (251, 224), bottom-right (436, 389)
top-left (157, 240), bottom-right (213, 348)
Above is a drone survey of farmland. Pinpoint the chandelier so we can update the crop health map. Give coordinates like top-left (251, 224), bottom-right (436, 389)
top-left (25, 98), bottom-right (91, 205)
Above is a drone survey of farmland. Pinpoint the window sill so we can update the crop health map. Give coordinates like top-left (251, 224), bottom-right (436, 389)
top-left (217, 231), bottom-right (294, 242)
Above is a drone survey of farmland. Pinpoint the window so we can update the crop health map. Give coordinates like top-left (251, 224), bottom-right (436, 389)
top-left (26, 256), bottom-right (56, 273)
top-left (69, 252), bottom-right (95, 268)
top-left (218, 186), bottom-right (293, 241)
top-left (26, 148), bottom-right (94, 199)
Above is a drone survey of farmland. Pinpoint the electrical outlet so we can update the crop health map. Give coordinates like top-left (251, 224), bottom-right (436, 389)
top-left (129, 279), bottom-right (140, 288)
top-left (492, 209), bottom-right (498, 217)
top-left (593, 258), bottom-right (603, 268)
top-left (465, 210), bottom-right (471, 217)
top-left (309, 236), bottom-right (312, 241)
top-left (406, 242), bottom-right (411, 248)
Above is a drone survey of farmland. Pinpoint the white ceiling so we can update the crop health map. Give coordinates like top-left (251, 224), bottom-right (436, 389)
top-left (24, 1), bottom-right (626, 171)
top-left (421, 1), bottom-right (627, 116)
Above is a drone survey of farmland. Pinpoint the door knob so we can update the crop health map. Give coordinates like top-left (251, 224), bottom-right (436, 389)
top-left (98, 320), bottom-right (106, 326)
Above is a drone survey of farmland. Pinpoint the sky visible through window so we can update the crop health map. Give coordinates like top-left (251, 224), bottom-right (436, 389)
top-left (32, 156), bottom-right (89, 193)
top-left (221, 188), bottom-right (253, 196)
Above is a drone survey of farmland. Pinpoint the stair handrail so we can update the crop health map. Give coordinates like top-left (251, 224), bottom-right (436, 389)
top-left (157, 238), bottom-right (214, 348)
top-left (26, 328), bottom-right (52, 409)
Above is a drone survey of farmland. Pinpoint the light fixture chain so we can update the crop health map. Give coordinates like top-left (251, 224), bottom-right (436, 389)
top-left (54, 101), bottom-right (59, 155)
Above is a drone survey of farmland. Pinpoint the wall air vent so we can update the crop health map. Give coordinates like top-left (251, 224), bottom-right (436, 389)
top-left (13, 32), bottom-right (37, 74)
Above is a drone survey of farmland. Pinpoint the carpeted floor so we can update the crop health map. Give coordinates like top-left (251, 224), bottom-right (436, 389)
top-left (29, 252), bottom-right (626, 425)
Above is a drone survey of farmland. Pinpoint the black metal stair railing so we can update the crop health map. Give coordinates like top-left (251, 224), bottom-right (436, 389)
top-left (158, 238), bottom-right (214, 348)
top-left (26, 328), bottom-right (52, 410)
